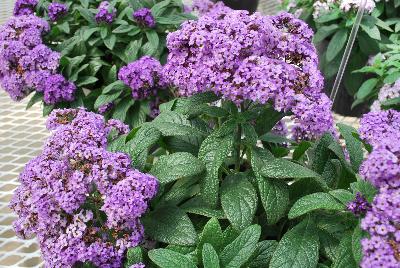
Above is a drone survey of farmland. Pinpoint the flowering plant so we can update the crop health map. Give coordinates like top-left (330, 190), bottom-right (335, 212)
top-left (0, 0), bottom-right (193, 126)
top-left (11, 7), bottom-right (399, 267)
top-left (283, 0), bottom-right (398, 98)
top-left (353, 38), bottom-right (400, 109)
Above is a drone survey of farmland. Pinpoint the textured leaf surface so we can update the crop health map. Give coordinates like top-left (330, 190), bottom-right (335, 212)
top-left (332, 236), bottom-right (358, 268)
top-left (220, 225), bottom-right (261, 268)
top-left (289, 192), bottom-right (345, 219)
top-left (270, 217), bottom-right (319, 268)
top-left (148, 249), bottom-right (197, 268)
top-left (248, 240), bottom-right (278, 268)
top-left (202, 243), bottom-right (220, 268)
top-left (199, 134), bottom-right (233, 207)
top-left (151, 152), bottom-right (204, 184)
top-left (142, 206), bottom-right (197, 246)
top-left (337, 124), bottom-right (364, 172)
top-left (221, 174), bottom-right (258, 230)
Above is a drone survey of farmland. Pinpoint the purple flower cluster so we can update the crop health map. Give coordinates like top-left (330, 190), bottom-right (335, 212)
top-left (48, 2), bottom-right (68, 22)
top-left (14, 0), bottom-right (38, 16)
top-left (358, 110), bottom-right (400, 148)
top-left (347, 193), bottom-right (371, 216)
top-left (163, 10), bottom-right (334, 140)
top-left (361, 185), bottom-right (400, 267)
top-left (358, 110), bottom-right (400, 267)
top-left (95, 1), bottom-right (116, 24)
top-left (98, 102), bottom-right (114, 114)
top-left (371, 80), bottom-right (400, 111)
top-left (133, 8), bottom-right (156, 28)
top-left (0, 15), bottom-right (75, 104)
top-left (191, 0), bottom-right (231, 17)
top-left (118, 56), bottom-right (166, 100)
top-left (10, 109), bottom-right (158, 267)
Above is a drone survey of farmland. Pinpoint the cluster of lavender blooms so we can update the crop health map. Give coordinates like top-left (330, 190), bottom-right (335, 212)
top-left (339, 0), bottom-right (375, 13)
top-left (0, 15), bottom-right (76, 103)
top-left (119, 56), bottom-right (166, 100)
top-left (133, 8), bottom-right (156, 28)
top-left (10, 109), bottom-right (158, 267)
top-left (98, 102), bottom-right (114, 114)
top-left (95, 1), bottom-right (117, 24)
top-left (347, 193), bottom-right (371, 216)
top-left (191, 0), bottom-right (232, 16)
top-left (371, 79), bottom-right (400, 111)
top-left (163, 9), bottom-right (335, 140)
top-left (13, 0), bottom-right (38, 16)
top-left (47, 2), bottom-right (68, 22)
top-left (357, 109), bottom-right (400, 267)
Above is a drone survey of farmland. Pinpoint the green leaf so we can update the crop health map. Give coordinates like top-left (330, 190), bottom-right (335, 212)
top-left (361, 23), bottom-right (381, 40)
top-left (313, 24), bottom-right (340, 43)
top-left (198, 218), bottom-right (224, 254)
top-left (352, 224), bottom-right (363, 264)
top-left (104, 34), bottom-right (117, 50)
top-left (260, 158), bottom-right (323, 180)
top-left (220, 225), bottom-right (261, 268)
top-left (251, 148), bottom-right (289, 224)
top-left (26, 92), bottom-right (43, 110)
top-left (112, 98), bottom-right (134, 121)
top-left (270, 217), bottom-right (319, 268)
top-left (202, 244), bottom-right (220, 268)
top-left (112, 24), bottom-right (138, 34)
top-left (100, 26), bottom-right (108, 39)
top-left (221, 174), bottom-right (258, 230)
top-left (350, 180), bottom-right (377, 203)
top-left (103, 80), bottom-right (127, 94)
top-left (326, 29), bottom-right (348, 62)
top-left (315, 10), bottom-right (341, 23)
top-left (43, 104), bottom-right (54, 116)
top-left (146, 30), bottom-right (159, 50)
top-left (125, 247), bottom-right (143, 267)
top-left (94, 92), bottom-right (122, 109)
top-left (126, 125), bottom-right (161, 170)
top-left (337, 123), bottom-right (364, 172)
top-left (288, 193), bottom-right (345, 219)
top-left (293, 141), bottom-right (312, 161)
top-left (331, 236), bottom-right (357, 268)
top-left (198, 134), bottom-right (233, 207)
top-left (76, 76), bottom-right (98, 87)
top-left (77, 7), bottom-right (95, 24)
top-left (150, 152), bottom-right (205, 184)
top-left (58, 21), bottom-right (70, 34)
top-left (260, 133), bottom-right (295, 144)
top-left (329, 189), bottom-right (354, 205)
top-left (384, 71), bottom-right (400, 84)
top-left (148, 249), bottom-right (197, 268)
top-left (142, 206), bottom-right (197, 246)
top-left (247, 240), bottom-right (278, 268)
top-left (356, 78), bottom-right (378, 99)
top-left (152, 111), bottom-right (207, 137)
top-left (151, 0), bottom-right (171, 17)
top-left (82, 27), bottom-right (98, 40)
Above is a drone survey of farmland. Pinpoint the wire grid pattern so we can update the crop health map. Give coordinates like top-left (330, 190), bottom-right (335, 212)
top-left (0, 0), bottom-right (359, 267)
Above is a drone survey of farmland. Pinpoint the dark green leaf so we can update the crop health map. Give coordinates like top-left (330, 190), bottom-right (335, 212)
top-left (313, 24), bottom-right (340, 43)
top-left (356, 78), bottom-right (378, 99)
top-left (329, 189), bottom-right (354, 205)
top-left (143, 206), bottom-right (197, 246)
top-left (288, 192), bottom-right (345, 219)
top-left (150, 152), bottom-right (204, 184)
top-left (331, 236), bottom-right (357, 268)
top-left (202, 244), bottom-right (220, 268)
top-left (198, 218), bottom-right (224, 254)
top-left (152, 111), bottom-right (207, 137)
top-left (94, 92), bottom-right (122, 109)
top-left (146, 30), bottom-right (159, 50)
top-left (337, 123), bottom-right (364, 172)
top-left (221, 173), bottom-right (258, 230)
top-left (26, 92), bottom-right (43, 110)
top-left (198, 134), bottom-right (233, 207)
top-left (248, 240), bottom-right (278, 268)
top-left (76, 76), bottom-right (98, 87)
top-left (384, 71), bottom-right (400, 84)
top-left (125, 247), bottom-right (143, 267)
top-left (112, 98), bottom-right (134, 121)
top-left (326, 29), bottom-right (348, 62)
top-left (148, 249), bottom-right (197, 268)
top-left (270, 217), bottom-right (319, 268)
top-left (220, 225), bottom-right (261, 268)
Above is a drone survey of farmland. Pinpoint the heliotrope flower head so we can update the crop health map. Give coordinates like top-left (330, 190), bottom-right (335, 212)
top-left (164, 10), bottom-right (334, 140)
top-left (347, 192), bottom-right (371, 216)
top-left (37, 73), bottom-right (76, 104)
top-left (0, 15), bottom-right (63, 101)
top-left (95, 1), bottom-right (117, 24)
top-left (359, 109), bottom-right (400, 147)
top-left (14, 0), bottom-right (38, 16)
top-left (10, 109), bottom-right (158, 267)
top-left (133, 8), bottom-right (156, 28)
top-left (361, 185), bottom-right (400, 268)
top-left (118, 56), bottom-right (166, 100)
top-left (98, 102), bottom-right (114, 114)
top-left (48, 2), bottom-right (68, 22)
